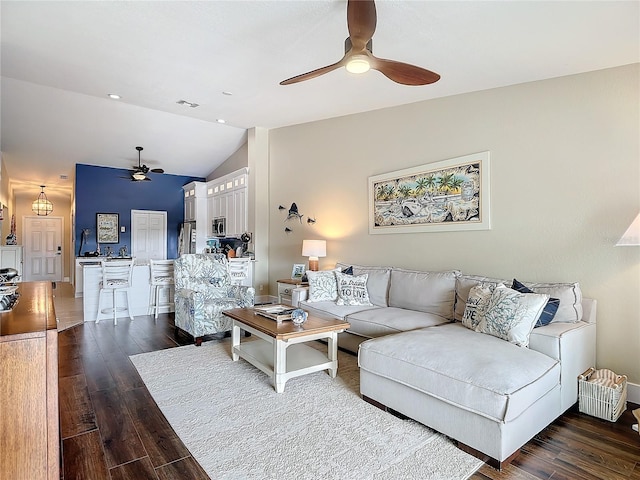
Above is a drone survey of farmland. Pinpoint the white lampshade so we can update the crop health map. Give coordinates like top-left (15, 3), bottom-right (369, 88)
top-left (302, 239), bottom-right (326, 258)
top-left (302, 239), bottom-right (326, 271)
top-left (616, 213), bottom-right (640, 246)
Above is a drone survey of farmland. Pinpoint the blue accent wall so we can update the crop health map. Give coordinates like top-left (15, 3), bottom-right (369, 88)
top-left (75, 164), bottom-right (204, 259)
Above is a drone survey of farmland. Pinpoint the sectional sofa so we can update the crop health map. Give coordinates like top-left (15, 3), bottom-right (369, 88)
top-left (292, 263), bottom-right (596, 468)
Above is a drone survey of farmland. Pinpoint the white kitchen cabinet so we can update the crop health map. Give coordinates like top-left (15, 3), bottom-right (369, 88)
top-left (183, 182), bottom-right (206, 222)
top-left (183, 182), bottom-right (208, 253)
top-left (206, 168), bottom-right (248, 238)
top-left (0, 245), bottom-right (23, 279)
top-left (232, 187), bottom-right (247, 237)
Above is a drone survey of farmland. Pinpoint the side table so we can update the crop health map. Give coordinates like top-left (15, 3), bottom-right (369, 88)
top-left (277, 278), bottom-right (308, 306)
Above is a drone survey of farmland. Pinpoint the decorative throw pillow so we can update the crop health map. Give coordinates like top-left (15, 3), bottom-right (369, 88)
top-left (516, 281), bottom-right (583, 323)
top-left (461, 283), bottom-right (499, 330)
top-left (511, 278), bottom-right (560, 327)
top-left (335, 272), bottom-right (373, 306)
top-left (306, 269), bottom-right (340, 302)
top-left (475, 286), bottom-right (549, 347)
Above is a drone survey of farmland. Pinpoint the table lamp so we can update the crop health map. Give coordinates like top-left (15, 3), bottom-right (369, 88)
top-left (302, 239), bottom-right (326, 271)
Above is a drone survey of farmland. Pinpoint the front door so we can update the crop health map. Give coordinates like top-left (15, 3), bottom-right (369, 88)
top-left (23, 216), bottom-right (63, 282)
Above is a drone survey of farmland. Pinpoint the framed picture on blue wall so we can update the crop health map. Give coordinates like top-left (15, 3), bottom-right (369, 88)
top-left (97, 213), bottom-right (119, 243)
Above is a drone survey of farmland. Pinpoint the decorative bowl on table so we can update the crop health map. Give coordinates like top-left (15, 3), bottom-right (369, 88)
top-left (291, 308), bottom-right (308, 326)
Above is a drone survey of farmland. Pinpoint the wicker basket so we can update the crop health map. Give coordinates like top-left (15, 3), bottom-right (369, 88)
top-left (578, 367), bottom-right (627, 422)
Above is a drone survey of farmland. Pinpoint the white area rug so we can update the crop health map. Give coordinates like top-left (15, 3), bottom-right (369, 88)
top-left (130, 340), bottom-right (483, 480)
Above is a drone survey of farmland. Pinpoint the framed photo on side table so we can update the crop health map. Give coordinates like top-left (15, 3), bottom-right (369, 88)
top-left (291, 263), bottom-right (306, 279)
top-left (96, 213), bottom-right (119, 243)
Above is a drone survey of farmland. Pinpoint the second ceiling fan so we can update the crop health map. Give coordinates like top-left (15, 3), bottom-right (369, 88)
top-left (129, 146), bottom-right (164, 182)
top-left (280, 0), bottom-right (440, 86)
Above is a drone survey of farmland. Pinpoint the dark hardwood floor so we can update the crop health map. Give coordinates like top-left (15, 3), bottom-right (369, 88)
top-left (55, 283), bottom-right (640, 479)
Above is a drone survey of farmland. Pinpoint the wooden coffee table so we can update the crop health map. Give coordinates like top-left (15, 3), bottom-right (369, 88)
top-left (222, 308), bottom-right (350, 393)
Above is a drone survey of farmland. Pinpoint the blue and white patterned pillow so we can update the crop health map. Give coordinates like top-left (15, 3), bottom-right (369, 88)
top-left (306, 269), bottom-right (340, 302)
top-left (461, 283), bottom-right (500, 330)
top-left (475, 286), bottom-right (549, 347)
top-left (335, 272), bottom-right (373, 306)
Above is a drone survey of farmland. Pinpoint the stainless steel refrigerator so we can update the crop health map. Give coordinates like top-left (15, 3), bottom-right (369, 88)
top-left (178, 221), bottom-right (197, 255)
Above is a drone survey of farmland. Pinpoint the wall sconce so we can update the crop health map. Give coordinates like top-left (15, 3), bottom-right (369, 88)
top-left (302, 239), bottom-right (326, 271)
top-left (616, 213), bottom-right (640, 246)
top-left (32, 185), bottom-right (53, 216)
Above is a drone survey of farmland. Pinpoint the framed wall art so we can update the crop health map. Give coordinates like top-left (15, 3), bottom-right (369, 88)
top-left (96, 213), bottom-right (119, 243)
top-left (368, 151), bottom-right (490, 234)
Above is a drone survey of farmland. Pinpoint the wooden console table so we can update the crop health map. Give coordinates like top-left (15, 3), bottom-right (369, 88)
top-left (0, 282), bottom-right (59, 480)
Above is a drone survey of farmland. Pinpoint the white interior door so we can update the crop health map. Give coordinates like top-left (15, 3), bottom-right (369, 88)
top-left (131, 210), bottom-right (167, 260)
top-left (23, 216), bottom-right (63, 282)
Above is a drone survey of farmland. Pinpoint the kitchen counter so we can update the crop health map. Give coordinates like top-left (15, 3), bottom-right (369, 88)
top-left (75, 257), bottom-right (150, 297)
top-left (82, 260), bottom-right (174, 322)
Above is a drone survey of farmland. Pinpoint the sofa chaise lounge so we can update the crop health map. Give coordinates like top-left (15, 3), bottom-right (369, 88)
top-left (292, 263), bottom-right (596, 468)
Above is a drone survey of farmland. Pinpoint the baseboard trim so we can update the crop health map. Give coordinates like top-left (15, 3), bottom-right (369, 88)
top-left (627, 381), bottom-right (639, 405)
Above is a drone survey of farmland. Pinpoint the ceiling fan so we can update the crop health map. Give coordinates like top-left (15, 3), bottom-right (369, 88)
top-left (128, 146), bottom-right (164, 182)
top-left (280, 0), bottom-right (440, 86)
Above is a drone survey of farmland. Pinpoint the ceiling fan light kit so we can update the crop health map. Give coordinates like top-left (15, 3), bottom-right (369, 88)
top-left (280, 0), bottom-right (440, 86)
top-left (346, 55), bottom-right (371, 74)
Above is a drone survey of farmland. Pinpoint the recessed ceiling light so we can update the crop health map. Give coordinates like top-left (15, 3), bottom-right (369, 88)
top-left (216, 119), bottom-right (226, 124)
top-left (107, 93), bottom-right (121, 99)
top-left (222, 91), bottom-right (233, 96)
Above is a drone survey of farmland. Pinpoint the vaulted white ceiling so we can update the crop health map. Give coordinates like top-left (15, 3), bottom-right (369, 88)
top-left (1, 1), bottom-right (638, 198)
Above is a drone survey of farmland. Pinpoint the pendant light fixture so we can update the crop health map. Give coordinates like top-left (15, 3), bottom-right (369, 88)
top-left (32, 185), bottom-right (53, 216)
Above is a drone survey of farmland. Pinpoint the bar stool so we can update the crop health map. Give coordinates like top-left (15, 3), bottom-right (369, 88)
top-left (149, 259), bottom-right (175, 319)
top-left (96, 258), bottom-right (135, 325)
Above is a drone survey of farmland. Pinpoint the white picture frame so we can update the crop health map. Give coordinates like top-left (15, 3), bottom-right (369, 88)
top-left (368, 151), bottom-right (491, 234)
top-left (291, 263), bottom-right (306, 279)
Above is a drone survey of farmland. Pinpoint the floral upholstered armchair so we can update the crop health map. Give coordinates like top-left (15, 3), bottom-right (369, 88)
top-left (174, 253), bottom-right (255, 345)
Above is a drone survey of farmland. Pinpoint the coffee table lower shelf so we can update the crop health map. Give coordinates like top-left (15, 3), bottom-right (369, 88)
top-left (234, 339), bottom-right (333, 384)
top-left (231, 319), bottom-right (344, 393)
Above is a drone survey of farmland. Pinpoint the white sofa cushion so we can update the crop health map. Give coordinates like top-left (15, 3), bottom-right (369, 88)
top-left (518, 281), bottom-right (583, 323)
top-left (299, 300), bottom-right (378, 321)
top-left (336, 263), bottom-right (391, 307)
top-left (358, 323), bottom-right (560, 423)
top-left (345, 307), bottom-right (450, 338)
top-left (388, 268), bottom-right (459, 319)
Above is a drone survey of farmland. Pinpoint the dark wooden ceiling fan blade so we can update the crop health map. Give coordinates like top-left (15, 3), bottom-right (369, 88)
top-left (347, 0), bottom-right (377, 49)
top-left (280, 60), bottom-right (345, 85)
top-left (280, 0), bottom-right (440, 86)
top-left (150, 168), bottom-right (164, 174)
top-left (370, 57), bottom-right (441, 86)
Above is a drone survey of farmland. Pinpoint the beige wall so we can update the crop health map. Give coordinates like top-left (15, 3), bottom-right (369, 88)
top-left (207, 142), bottom-right (248, 181)
top-left (15, 191), bottom-right (72, 279)
top-left (267, 64), bottom-right (640, 382)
